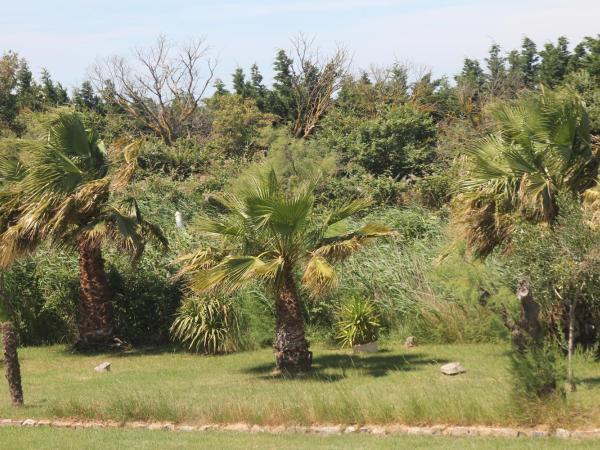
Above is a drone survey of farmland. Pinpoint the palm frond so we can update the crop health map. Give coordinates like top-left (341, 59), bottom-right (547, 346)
top-left (325, 198), bottom-right (372, 227)
top-left (190, 256), bottom-right (267, 293)
top-left (302, 254), bottom-right (337, 297)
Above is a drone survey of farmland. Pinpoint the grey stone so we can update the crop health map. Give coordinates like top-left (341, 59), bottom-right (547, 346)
top-left (528, 430), bottom-right (548, 438)
top-left (312, 425), bottom-right (342, 434)
top-left (478, 427), bottom-right (519, 438)
top-left (353, 342), bottom-right (378, 354)
top-left (21, 419), bottom-right (36, 426)
top-left (440, 362), bottom-right (466, 375)
top-left (224, 423), bottom-right (251, 432)
top-left (404, 336), bottom-right (416, 348)
top-left (555, 428), bottom-right (570, 438)
top-left (94, 362), bottom-right (111, 373)
top-left (444, 426), bottom-right (478, 436)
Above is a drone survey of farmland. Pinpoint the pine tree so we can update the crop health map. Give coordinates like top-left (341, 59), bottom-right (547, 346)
top-left (271, 49), bottom-right (296, 122)
top-left (73, 81), bottom-right (99, 110)
top-left (40, 69), bottom-right (68, 106)
top-left (485, 43), bottom-right (507, 96)
top-left (570, 35), bottom-right (600, 81)
top-left (232, 68), bottom-right (248, 97)
top-left (213, 78), bottom-right (229, 96)
top-left (539, 37), bottom-right (571, 88)
top-left (520, 37), bottom-right (539, 88)
top-left (15, 59), bottom-right (39, 110)
top-left (249, 64), bottom-right (268, 111)
top-left (457, 58), bottom-right (485, 88)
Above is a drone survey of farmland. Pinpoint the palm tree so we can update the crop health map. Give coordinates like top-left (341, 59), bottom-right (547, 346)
top-left (178, 170), bottom-right (392, 373)
top-left (0, 112), bottom-right (166, 348)
top-left (0, 282), bottom-right (23, 407)
top-left (458, 87), bottom-right (597, 255)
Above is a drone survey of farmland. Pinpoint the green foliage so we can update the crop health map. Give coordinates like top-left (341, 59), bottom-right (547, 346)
top-left (180, 169), bottom-right (391, 299)
top-left (510, 343), bottom-right (566, 403)
top-left (170, 295), bottom-right (247, 354)
top-left (137, 137), bottom-right (211, 180)
top-left (459, 88), bottom-right (595, 256)
top-left (506, 194), bottom-right (600, 345)
top-left (322, 104), bottom-right (437, 178)
top-left (207, 94), bottom-right (273, 157)
top-left (414, 173), bottom-right (453, 209)
top-left (0, 250), bottom-right (78, 344)
top-left (335, 296), bottom-right (381, 347)
top-left (0, 51), bottom-right (20, 134)
top-left (314, 207), bottom-right (510, 344)
top-left (565, 70), bottom-right (600, 134)
top-left (230, 128), bottom-right (338, 197)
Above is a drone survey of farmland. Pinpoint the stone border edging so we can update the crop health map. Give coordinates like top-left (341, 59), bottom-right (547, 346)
top-left (1, 419), bottom-right (600, 439)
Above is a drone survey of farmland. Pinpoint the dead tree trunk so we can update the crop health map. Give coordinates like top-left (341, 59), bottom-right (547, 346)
top-left (499, 279), bottom-right (543, 352)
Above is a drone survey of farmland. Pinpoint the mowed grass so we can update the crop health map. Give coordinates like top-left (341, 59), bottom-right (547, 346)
top-left (0, 427), bottom-right (597, 450)
top-left (1, 343), bottom-right (599, 427)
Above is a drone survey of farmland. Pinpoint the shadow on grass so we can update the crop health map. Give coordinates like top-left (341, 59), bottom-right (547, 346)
top-left (581, 376), bottom-right (600, 386)
top-left (59, 344), bottom-right (183, 358)
top-left (245, 352), bottom-right (450, 381)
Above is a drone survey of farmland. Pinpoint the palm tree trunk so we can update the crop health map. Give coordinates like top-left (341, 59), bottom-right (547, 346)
top-left (1, 321), bottom-right (23, 406)
top-left (77, 239), bottom-right (113, 347)
top-left (274, 270), bottom-right (312, 373)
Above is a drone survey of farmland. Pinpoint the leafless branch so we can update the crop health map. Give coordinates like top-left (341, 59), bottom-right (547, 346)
top-left (92, 35), bottom-right (215, 144)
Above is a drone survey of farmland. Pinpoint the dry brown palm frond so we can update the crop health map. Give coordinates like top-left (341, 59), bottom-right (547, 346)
top-left (110, 139), bottom-right (143, 190)
top-left (453, 193), bottom-right (513, 258)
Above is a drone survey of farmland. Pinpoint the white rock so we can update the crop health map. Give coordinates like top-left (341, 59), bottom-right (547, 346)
top-left (94, 362), bottom-right (111, 372)
top-left (175, 211), bottom-right (185, 228)
top-left (440, 362), bottom-right (466, 376)
top-left (22, 419), bottom-right (36, 426)
top-left (353, 341), bottom-right (378, 354)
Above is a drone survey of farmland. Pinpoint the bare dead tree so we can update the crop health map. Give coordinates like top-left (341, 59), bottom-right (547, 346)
top-left (289, 35), bottom-right (350, 138)
top-left (92, 36), bottom-right (216, 145)
top-left (498, 279), bottom-right (543, 352)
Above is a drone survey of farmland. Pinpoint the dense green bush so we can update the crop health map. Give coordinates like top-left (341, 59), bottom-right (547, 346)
top-left (355, 105), bottom-right (437, 177)
top-left (510, 342), bottom-right (566, 402)
top-left (137, 137), bottom-right (212, 180)
top-left (0, 250), bottom-right (78, 345)
top-left (505, 195), bottom-right (600, 347)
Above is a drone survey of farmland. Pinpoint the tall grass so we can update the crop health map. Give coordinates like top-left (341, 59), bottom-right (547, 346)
top-left (325, 206), bottom-right (512, 345)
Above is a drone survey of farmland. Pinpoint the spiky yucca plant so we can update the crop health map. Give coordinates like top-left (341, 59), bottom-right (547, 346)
top-left (458, 87), bottom-right (596, 256)
top-left (178, 170), bottom-right (393, 373)
top-left (335, 296), bottom-right (381, 348)
top-left (0, 112), bottom-right (166, 348)
top-left (170, 296), bottom-right (244, 354)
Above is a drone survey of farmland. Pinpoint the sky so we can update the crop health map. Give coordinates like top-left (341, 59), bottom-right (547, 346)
top-left (1, 0), bottom-right (599, 91)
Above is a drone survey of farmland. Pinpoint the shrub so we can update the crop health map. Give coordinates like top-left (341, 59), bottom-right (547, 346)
top-left (0, 250), bottom-right (78, 345)
top-left (335, 296), bottom-right (381, 348)
top-left (137, 137), bottom-right (212, 180)
top-left (415, 172), bottom-right (453, 209)
top-left (170, 296), bottom-right (247, 354)
top-left (353, 105), bottom-right (437, 177)
top-left (315, 104), bottom-right (437, 179)
top-left (510, 342), bottom-right (566, 401)
top-left (207, 94), bottom-right (274, 157)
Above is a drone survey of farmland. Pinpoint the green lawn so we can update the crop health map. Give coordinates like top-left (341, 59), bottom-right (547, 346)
top-left (1, 343), bottom-right (599, 427)
top-left (0, 427), bottom-right (596, 450)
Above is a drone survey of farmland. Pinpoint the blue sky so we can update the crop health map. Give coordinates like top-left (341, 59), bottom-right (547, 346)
top-left (1, 0), bottom-right (599, 91)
